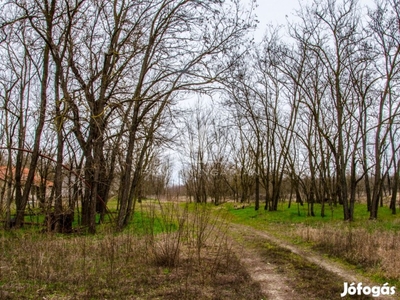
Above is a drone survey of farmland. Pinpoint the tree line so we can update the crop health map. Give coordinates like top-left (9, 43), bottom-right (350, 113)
top-left (180, 0), bottom-right (400, 222)
top-left (0, 0), bottom-right (399, 233)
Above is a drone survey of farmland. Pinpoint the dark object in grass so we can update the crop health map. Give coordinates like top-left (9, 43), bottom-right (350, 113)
top-left (44, 212), bottom-right (74, 233)
top-left (8, 217), bottom-right (16, 228)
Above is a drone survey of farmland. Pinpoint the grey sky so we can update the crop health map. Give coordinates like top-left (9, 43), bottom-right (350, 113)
top-left (251, 0), bottom-right (303, 42)
top-left (255, 0), bottom-right (302, 24)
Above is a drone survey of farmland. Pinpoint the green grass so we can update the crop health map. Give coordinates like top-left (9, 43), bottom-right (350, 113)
top-left (102, 197), bottom-right (177, 235)
top-left (127, 209), bottom-right (177, 236)
top-left (4, 197), bottom-right (176, 237)
top-left (224, 201), bottom-right (400, 232)
top-left (12, 198), bottom-right (400, 236)
top-left (223, 200), bottom-right (400, 290)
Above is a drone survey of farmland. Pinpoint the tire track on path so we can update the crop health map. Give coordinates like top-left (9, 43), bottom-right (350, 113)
top-left (228, 223), bottom-right (398, 300)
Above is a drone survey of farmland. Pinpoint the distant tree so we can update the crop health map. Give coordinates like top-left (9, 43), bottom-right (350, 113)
top-left (367, 0), bottom-right (400, 219)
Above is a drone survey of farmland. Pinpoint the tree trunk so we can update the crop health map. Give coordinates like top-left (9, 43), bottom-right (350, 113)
top-left (15, 41), bottom-right (50, 228)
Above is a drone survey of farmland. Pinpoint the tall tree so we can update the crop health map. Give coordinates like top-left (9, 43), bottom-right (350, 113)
top-left (368, 0), bottom-right (400, 219)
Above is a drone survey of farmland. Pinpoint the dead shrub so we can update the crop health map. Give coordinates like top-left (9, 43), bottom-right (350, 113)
top-left (139, 199), bottom-right (232, 288)
top-left (141, 201), bottom-right (186, 267)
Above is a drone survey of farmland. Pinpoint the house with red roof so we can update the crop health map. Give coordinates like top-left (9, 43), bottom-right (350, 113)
top-left (0, 166), bottom-right (54, 207)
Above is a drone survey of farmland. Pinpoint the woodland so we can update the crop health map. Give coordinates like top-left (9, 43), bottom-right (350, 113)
top-left (0, 0), bottom-right (399, 233)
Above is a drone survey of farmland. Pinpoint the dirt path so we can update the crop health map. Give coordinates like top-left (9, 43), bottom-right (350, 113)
top-left (228, 223), bottom-right (399, 300)
top-left (230, 235), bottom-right (296, 300)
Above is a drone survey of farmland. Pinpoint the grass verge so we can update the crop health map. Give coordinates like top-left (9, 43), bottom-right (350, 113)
top-left (222, 202), bottom-right (400, 290)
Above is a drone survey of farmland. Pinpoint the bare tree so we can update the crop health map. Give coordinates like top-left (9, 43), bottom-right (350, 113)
top-left (367, 0), bottom-right (400, 219)
top-left (291, 0), bottom-right (364, 220)
top-left (116, 0), bottom-right (253, 229)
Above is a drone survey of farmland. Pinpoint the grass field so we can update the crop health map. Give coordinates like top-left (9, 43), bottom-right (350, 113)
top-left (222, 201), bottom-right (400, 287)
top-left (2, 198), bottom-right (400, 298)
top-left (0, 200), bottom-right (266, 299)
top-left (17, 198), bottom-right (178, 236)
top-left (225, 201), bottom-right (400, 231)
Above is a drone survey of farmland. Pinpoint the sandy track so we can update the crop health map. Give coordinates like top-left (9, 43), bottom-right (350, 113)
top-left (228, 223), bottom-right (398, 300)
top-left (231, 238), bottom-right (297, 300)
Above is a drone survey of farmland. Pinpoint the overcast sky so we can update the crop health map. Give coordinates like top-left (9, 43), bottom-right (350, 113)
top-left (252, 0), bottom-right (376, 42)
top-left (255, 0), bottom-right (303, 24)
top-left (251, 0), bottom-right (304, 42)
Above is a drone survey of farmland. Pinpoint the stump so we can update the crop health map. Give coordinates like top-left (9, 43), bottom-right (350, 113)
top-left (45, 212), bottom-right (73, 233)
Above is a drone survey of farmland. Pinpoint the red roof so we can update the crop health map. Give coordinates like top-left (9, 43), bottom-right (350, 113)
top-left (0, 166), bottom-right (53, 187)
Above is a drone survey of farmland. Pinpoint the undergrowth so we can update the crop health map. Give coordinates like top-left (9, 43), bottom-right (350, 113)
top-left (0, 201), bottom-right (265, 299)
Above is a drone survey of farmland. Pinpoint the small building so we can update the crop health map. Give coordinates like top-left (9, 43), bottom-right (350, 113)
top-left (0, 166), bottom-right (54, 207)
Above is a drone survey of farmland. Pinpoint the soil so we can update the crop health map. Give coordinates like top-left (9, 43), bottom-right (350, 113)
top-left (228, 223), bottom-right (399, 300)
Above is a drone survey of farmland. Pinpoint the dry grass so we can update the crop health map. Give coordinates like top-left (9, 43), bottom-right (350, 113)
top-left (0, 202), bottom-right (265, 299)
top-left (296, 223), bottom-right (400, 280)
